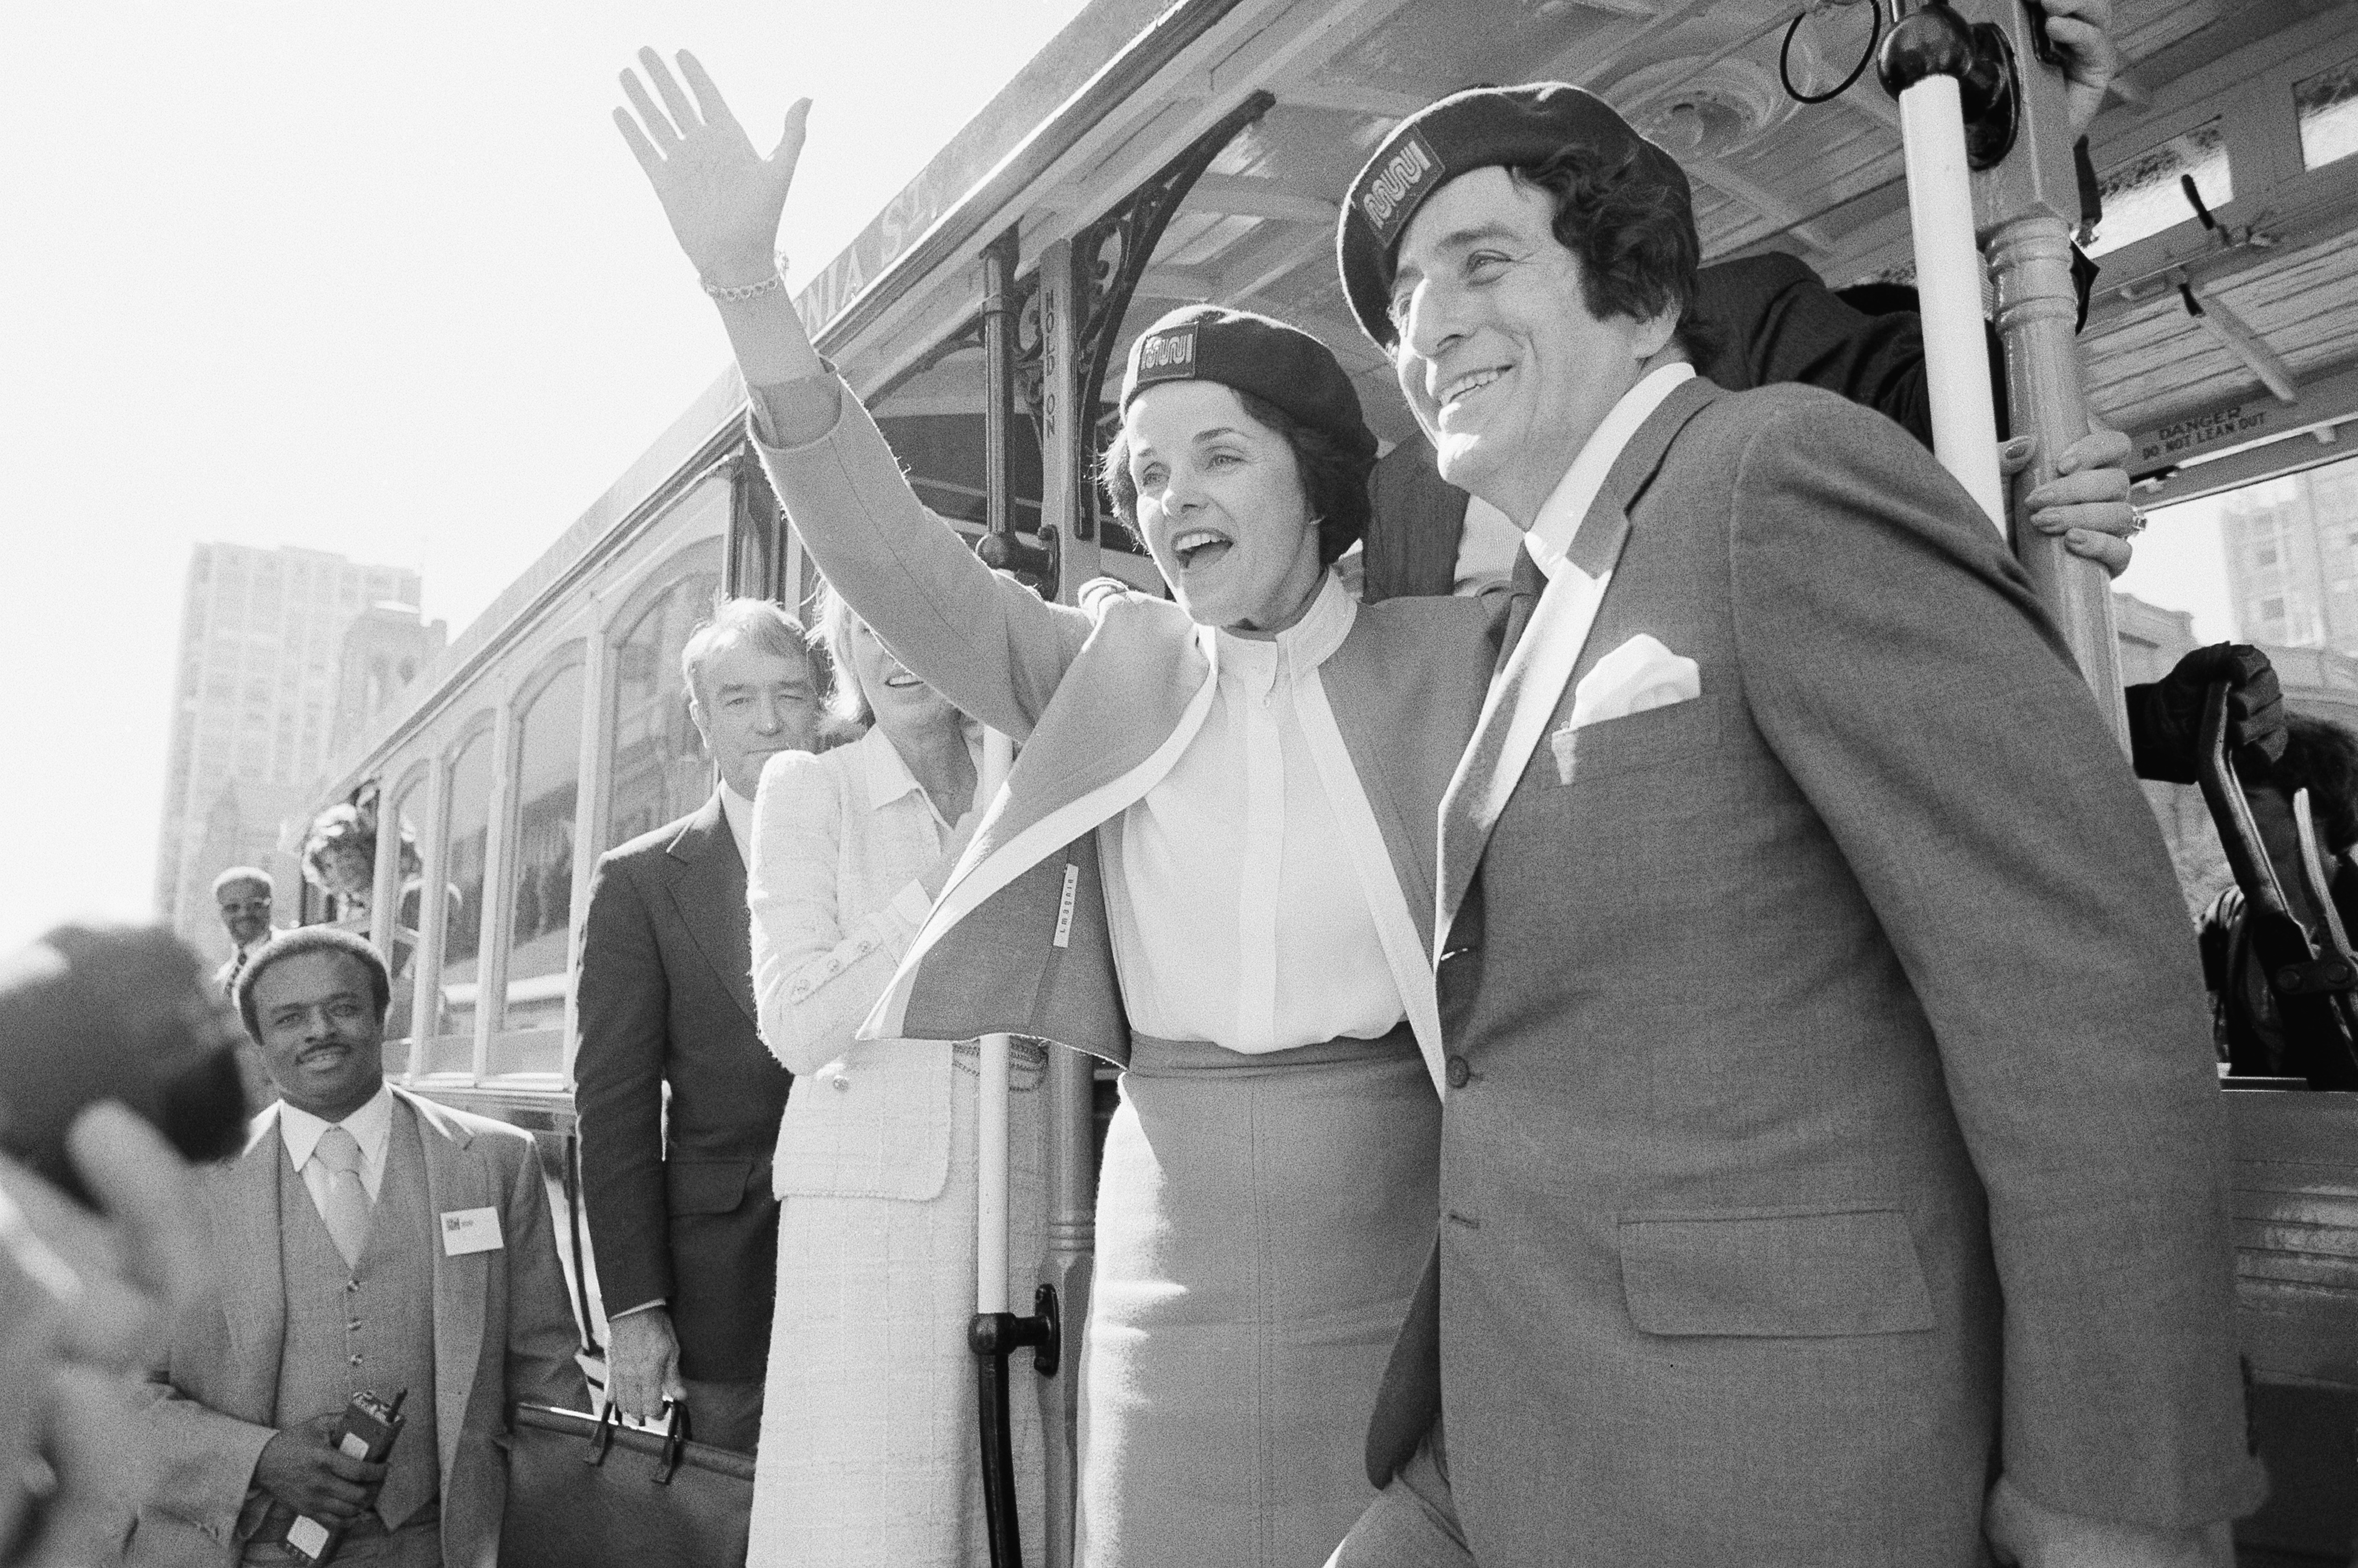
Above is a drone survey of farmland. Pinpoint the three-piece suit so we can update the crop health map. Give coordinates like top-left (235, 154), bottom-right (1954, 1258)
top-left (129, 1088), bottom-right (582, 1568)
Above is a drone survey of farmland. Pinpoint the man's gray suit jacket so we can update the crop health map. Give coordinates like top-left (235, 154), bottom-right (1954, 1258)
top-left (1364, 377), bottom-right (2263, 1565)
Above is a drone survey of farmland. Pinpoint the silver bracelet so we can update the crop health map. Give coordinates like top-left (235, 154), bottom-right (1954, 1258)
top-left (702, 253), bottom-right (790, 302)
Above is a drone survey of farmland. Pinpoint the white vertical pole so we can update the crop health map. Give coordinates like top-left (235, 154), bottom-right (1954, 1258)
top-left (1898, 73), bottom-right (2007, 531)
top-left (975, 727), bottom-right (1016, 1318)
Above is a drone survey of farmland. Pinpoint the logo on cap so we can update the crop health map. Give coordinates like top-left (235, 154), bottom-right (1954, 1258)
top-left (1356, 129), bottom-right (1444, 249)
top-left (1133, 323), bottom-right (1199, 386)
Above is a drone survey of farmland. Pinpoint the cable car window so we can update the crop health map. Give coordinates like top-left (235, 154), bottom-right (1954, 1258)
top-left (433, 727), bottom-right (494, 1045)
top-left (383, 777), bottom-right (425, 1048)
top-left (2092, 119), bottom-right (2233, 258)
top-left (502, 661), bottom-right (584, 1034)
top-left (2296, 60), bottom-right (2358, 173)
top-left (2115, 452), bottom-right (2358, 917)
top-left (607, 566), bottom-right (723, 852)
top-left (873, 335), bottom-right (998, 531)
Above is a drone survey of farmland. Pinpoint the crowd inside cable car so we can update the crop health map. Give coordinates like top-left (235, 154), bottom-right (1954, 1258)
top-left (4, 1), bottom-right (2357, 1566)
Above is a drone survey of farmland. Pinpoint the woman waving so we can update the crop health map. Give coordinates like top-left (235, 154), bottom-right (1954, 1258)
top-left (619, 50), bottom-right (1493, 1566)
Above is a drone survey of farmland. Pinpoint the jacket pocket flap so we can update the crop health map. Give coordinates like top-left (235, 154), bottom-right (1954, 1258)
top-left (1550, 694), bottom-right (1726, 786)
top-left (665, 1158), bottom-right (756, 1215)
top-left (1618, 1206), bottom-right (1934, 1337)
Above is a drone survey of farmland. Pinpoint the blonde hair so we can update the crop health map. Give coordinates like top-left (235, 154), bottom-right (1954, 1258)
top-left (811, 584), bottom-right (872, 727)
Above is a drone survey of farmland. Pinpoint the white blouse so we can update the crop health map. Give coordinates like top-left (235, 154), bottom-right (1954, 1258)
top-left (747, 727), bottom-right (959, 1076)
top-left (1104, 573), bottom-right (1409, 1054)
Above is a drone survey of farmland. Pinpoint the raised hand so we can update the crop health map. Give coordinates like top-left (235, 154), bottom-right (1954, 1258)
top-left (0, 1105), bottom-right (209, 1568)
top-left (615, 49), bottom-right (810, 288)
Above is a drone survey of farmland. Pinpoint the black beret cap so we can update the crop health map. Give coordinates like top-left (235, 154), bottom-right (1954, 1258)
top-left (1336, 83), bottom-right (1690, 349)
top-left (1118, 304), bottom-right (1377, 465)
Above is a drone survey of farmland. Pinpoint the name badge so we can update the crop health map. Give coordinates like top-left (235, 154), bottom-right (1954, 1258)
top-left (440, 1206), bottom-right (503, 1256)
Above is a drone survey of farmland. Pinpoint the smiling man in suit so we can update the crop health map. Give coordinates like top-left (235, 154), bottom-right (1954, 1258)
top-left (572, 598), bottom-right (811, 1453)
top-left (133, 926), bottom-right (582, 1568)
top-left (1328, 86), bottom-right (2262, 1568)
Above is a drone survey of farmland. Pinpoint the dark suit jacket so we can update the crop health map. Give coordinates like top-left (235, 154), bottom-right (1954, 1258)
top-left (1365, 378), bottom-right (2263, 1564)
top-left (1363, 252), bottom-right (1940, 603)
top-left (574, 792), bottom-right (792, 1383)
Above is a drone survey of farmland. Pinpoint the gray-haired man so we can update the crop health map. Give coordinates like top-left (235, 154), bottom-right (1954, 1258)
top-left (573, 597), bottom-right (816, 1452)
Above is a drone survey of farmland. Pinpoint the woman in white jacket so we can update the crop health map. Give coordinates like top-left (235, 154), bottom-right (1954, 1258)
top-left (744, 587), bottom-right (1047, 1566)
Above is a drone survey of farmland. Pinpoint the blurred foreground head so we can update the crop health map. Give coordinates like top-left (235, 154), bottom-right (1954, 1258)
top-left (0, 926), bottom-right (249, 1204)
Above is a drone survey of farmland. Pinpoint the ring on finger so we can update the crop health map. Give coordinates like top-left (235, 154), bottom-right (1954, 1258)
top-left (2125, 505), bottom-right (2148, 536)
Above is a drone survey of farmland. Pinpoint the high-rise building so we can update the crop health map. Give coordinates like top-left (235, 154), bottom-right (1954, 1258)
top-left (2218, 454), bottom-right (2358, 654)
top-left (333, 602), bottom-right (448, 752)
top-left (155, 544), bottom-right (423, 961)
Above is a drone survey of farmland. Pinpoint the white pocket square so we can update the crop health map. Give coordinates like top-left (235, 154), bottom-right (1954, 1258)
top-left (1550, 634), bottom-right (1700, 782)
top-left (1568, 634), bottom-right (1700, 728)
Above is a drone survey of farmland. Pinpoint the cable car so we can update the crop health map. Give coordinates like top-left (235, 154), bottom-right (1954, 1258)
top-left (290, 0), bottom-right (2358, 1558)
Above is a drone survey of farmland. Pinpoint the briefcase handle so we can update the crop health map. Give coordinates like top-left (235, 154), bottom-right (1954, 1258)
top-left (582, 1401), bottom-right (694, 1484)
top-left (651, 1403), bottom-right (692, 1487)
top-left (584, 1403), bottom-right (620, 1468)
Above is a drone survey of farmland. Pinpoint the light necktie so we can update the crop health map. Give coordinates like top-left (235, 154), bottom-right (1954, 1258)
top-left (311, 1125), bottom-right (371, 1271)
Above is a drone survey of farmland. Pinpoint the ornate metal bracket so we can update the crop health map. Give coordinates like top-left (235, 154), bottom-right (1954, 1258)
top-left (1063, 90), bottom-right (1278, 547)
top-left (869, 318), bottom-right (988, 409)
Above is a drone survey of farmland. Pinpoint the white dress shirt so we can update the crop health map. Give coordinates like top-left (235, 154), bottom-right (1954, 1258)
top-left (278, 1081), bottom-right (395, 1207)
top-left (1522, 361), bottom-right (1696, 580)
top-left (1427, 361), bottom-right (1699, 598)
top-left (721, 783), bottom-right (758, 868)
top-left (1103, 573), bottom-right (1408, 1054)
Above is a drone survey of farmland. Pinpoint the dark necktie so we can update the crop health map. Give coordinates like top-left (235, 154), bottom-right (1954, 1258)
top-left (1497, 545), bottom-right (1549, 670)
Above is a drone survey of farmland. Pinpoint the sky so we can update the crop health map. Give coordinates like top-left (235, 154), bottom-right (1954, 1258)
top-left (2117, 489), bottom-right (2239, 644)
top-left (0, 0), bottom-right (1095, 955)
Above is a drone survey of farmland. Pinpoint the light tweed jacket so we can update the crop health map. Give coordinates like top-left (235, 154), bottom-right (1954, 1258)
top-left (749, 724), bottom-right (969, 1202)
top-left (128, 1089), bottom-right (583, 1568)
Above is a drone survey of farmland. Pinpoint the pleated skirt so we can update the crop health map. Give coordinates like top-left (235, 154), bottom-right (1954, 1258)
top-left (1074, 1025), bottom-right (1440, 1568)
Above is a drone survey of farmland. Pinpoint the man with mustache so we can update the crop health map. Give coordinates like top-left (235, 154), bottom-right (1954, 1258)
top-left (133, 927), bottom-right (581, 1567)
